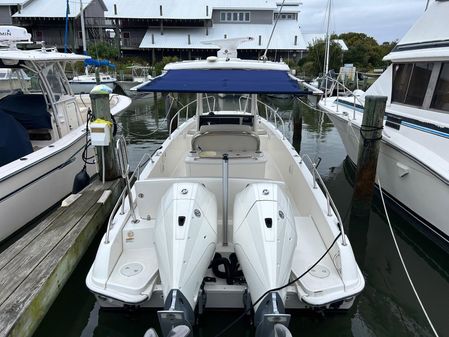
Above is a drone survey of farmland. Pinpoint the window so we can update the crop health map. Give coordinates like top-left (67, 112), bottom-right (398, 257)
top-left (123, 32), bottom-right (130, 39)
top-left (431, 63), bottom-right (449, 112)
top-left (220, 11), bottom-right (250, 22)
top-left (274, 13), bottom-right (296, 20)
top-left (392, 63), bottom-right (433, 107)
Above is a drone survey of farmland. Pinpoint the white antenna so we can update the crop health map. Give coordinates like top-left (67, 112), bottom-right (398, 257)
top-left (202, 37), bottom-right (253, 59)
top-left (0, 26), bottom-right (32, 48)
top-left (262, 0), bottom-right (286, 60)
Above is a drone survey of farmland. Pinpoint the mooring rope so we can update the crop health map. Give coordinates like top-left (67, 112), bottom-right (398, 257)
top-left (378, 178), bottom-right (440, 337)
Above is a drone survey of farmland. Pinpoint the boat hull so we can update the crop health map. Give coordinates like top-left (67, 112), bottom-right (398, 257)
top-left (325, 111), bottom-right (449, 243)
top-left (0, 127), bottom-right (95, 242)
top-left (70, 81), bottom-right (115, 95)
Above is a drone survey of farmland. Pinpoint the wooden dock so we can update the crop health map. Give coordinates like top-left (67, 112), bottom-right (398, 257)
top-left (0, 178), bottom-right (123, 337)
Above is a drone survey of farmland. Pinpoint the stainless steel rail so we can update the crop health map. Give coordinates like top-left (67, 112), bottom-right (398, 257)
top-left (104, 137), bottom-right (152, 244)
top-left (168, 95), bottom-right (216, 138)
top-left (300, 154), bottom-right (347, 246)
top-left (238, 96), bottom-right (286, 137)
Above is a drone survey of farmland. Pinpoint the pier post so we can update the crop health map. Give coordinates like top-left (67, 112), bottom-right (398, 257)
top-left (348, 95), bottom-right (387, 265)
top-left (292, 97), bottom-right (303, 152)
top-left (90, 87), bottom-right (120, 181)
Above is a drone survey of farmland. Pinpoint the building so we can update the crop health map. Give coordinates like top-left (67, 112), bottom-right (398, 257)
top-left (0, 0), bottom-right (27, 25)
top-left (104, 0), bottom-right (307, 61)
top-left (4, 0), bottom-right (308, 62)
top-left (12, 0), bottom-right (109, 52)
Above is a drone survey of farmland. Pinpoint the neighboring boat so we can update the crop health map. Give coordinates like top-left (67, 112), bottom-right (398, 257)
top-left (319, 0), bottom-right (449, 244)
top-left (86, 39), bottom-right (364, 337)
top-left (0, 26), bottom-right (131, 242)
top-left (69, 59), bottom-right (117, 94)
top-left (0, 68), bottom-right (31, 98)
top-left (116, 65), bottom-right (153, 97)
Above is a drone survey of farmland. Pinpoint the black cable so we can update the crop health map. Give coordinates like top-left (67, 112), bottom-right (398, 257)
top-left (213, 233), bottom-right (343, 337)
top-left (360, 124), bottom-right (383, 144)
top-left (82, 108), bottom-right (96, 165)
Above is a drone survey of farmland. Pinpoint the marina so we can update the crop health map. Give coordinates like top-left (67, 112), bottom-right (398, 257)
top-left (28, 97), bottom-right (449, 337)
top-left (0, 0), bottom-right (448, 337)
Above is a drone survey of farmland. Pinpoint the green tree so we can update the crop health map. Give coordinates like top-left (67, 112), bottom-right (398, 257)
top-left (154, 56), bottom-right (179, 76)
top-left (87, 41), bottom-right (119, 60)
top-left (338, 32), bottom-right (396, 70)
top-left (299, 38), bottom-right (344, 77)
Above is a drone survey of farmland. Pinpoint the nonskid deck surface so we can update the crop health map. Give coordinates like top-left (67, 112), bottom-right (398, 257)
top-left (98, 214), bottom-right (348, 309)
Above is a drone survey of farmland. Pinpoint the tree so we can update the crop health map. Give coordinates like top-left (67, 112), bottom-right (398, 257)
top-left (338, 32), bottom-right (396, 70)
top-left (299, 37), bottom-right (344, 77)
top-left (154, 56), bottom-right (179, 76)
top-left (87, 41), bottom-right (119, 60)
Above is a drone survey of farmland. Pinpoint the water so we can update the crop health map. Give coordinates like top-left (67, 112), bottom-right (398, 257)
top-left (33, 95), bottom-right (449, 337)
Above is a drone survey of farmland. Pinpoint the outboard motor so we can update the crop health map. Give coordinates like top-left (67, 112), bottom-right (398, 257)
top-left (233, 183), bottom-right (297, 337)
top-left (154, 183), bottom-right (218, 337)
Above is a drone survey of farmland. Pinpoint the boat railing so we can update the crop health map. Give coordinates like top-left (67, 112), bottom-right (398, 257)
top-left (323, 75), bottom-right (364, 120)
top-left (300, 153), bottom-right (347, 246)
top-left (168, 95), bottom-right (216, 138)
top-left (104, 137), bottom-right (152, 244)
top-left (238, 95), bottom-right (286, 138)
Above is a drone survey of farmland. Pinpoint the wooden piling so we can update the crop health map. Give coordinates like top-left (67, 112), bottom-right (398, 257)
top-left (292, 97), bottom-right (303, 152)
top-left (90, 88), bottom-right (120, 181)
top-left (348, 95), bottom-right (387, 265)
top-left (350, 95), bottom-right (387, 214)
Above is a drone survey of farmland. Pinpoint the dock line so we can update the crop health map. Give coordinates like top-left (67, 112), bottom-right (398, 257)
top-left (378, 178), bottom-right (439, 337)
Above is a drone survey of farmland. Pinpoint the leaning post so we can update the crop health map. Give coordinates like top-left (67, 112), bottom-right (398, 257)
top-left (348, 95), bottom-right (387, 266)
top-left (89, 85), bottom-right (121, 181)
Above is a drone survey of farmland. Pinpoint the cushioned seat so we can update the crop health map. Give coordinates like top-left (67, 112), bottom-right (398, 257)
top-left (191, 124), bottom-right (260, 154)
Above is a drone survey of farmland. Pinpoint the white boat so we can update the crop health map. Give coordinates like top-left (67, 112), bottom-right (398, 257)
top-left (69, 72), bottom-right (117, 94)
top-left (0, 68), bottom-right (31, 97)
top-left (0, 26), bottom-right (132, 242)
top-left (86, 39), bottom-right (364, 337)
top-left (319, 0), bottom-right (449, 244)
top-left (116, 65), bottom-right (153, 97)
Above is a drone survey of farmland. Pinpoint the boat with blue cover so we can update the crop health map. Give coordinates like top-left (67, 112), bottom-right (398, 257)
top-left (86, 38), bottom-right (364, 337)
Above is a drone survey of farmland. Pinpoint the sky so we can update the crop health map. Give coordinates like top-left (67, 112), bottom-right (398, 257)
top-left (300, 0), bottom-right (429, 43)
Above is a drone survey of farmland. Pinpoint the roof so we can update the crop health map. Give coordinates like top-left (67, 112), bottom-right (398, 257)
top-left (104, 0), bottom-right (277, 19)
top-left (0, 48), bottom-right (89, 62)
top-left (333, 39), bottom-right (348, 51)
top-left (137, 68), bottom-right (308, 94)
top-left (13, 0), bottom-right (106, 18)
top-left (393, 0), bottom-right (449, 50)
top-left (140, 21), bottom-right (307, 50)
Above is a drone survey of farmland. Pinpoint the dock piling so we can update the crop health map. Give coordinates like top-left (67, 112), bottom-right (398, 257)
top-left (348, 95), bottom-right (387, 265)
top-left (90, 88), bottom-right (120, 181)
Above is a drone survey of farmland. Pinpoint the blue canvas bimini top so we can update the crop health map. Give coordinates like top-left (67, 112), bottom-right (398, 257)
top-left (137, 69), bottom-right (309, 94)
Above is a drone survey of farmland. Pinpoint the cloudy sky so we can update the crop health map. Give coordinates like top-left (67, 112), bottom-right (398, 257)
top-left (300, 0), bottom-right (429, 43)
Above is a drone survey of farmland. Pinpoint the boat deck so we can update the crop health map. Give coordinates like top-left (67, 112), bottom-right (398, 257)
top-left (0, 178), bottom-right (122, 337)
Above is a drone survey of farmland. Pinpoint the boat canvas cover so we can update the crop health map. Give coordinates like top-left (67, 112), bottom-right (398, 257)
top-left (0, 93), bottom-right (51, 130)
top-left (0, 111), bottom-right (33, 166)
top-left (137, 69), bottom-right (309, 94)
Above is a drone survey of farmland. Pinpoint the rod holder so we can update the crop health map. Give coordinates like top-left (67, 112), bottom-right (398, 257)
top-left (222, 154), bottom-right (229, 246)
